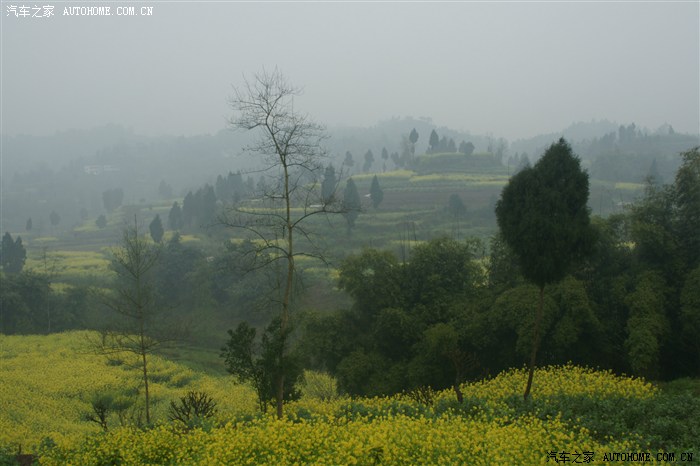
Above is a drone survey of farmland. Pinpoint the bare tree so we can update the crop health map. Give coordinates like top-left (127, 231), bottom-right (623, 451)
top-left (222, 69), bottom-right (340, 419)
top-left (93, 219), bottom-right (181, 424)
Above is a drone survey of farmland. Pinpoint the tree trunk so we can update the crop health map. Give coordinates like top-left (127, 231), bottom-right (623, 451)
top-left (276, 374), bottom-right (285, 419)
top-left (452, 354), bottom-right (464, 403)
top-left (453, 381), bottom-right (464, 404)
top-left (274, 167), bottom-right (294, 420)
top-left (142, 349), bottom-right (150, 424)
top-left (524, 285), bottom-right (544, 401)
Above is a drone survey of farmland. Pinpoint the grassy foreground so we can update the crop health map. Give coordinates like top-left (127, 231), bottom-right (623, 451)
top-left (1, 332), bottom-right (696, 465)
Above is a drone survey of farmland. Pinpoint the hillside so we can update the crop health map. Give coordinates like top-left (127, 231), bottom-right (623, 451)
top-left (1, 332), bottom-right (698, 464)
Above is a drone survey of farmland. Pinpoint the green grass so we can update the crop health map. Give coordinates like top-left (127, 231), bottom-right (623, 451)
top-left (657, 378), bottom-right (700, 397)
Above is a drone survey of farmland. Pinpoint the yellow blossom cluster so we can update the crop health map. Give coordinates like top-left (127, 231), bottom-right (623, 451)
top-left (432, 363), bottom-right (658, 407)
top-left (38, 413), bottom-right (652, 465)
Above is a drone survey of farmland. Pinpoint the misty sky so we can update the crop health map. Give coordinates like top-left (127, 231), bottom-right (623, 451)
top-left (2, 1), bottom-right (698, 141)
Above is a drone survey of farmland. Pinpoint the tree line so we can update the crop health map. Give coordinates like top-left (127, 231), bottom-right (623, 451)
top-left (298, 145), bottom-right (700, 399)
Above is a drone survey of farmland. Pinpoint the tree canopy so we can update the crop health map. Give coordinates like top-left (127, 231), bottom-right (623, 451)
top-left (496, 138), bottom-right (594, 289)
top-left (1, 232), bottom-right (26, 274)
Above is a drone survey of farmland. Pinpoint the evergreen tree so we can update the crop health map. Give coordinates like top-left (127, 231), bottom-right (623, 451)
top-left (495, 138), bottom-right (595, 400)
top-left (370, 175), bottom-right (384, 209)
top-left (447, 138), bottom-right (457, 153)
top-left (408, 129), bottom-right (419, 156)
top-left (428, 129), bottom-right (439, 153)
top-left (198, 184), bottom-right (217, 227)
top-left (25, 218), bottom-right (32, 232)
top-left (390, 152), bottom-right (401, 168)
top-left (221, 319), bottom-right (302, 414)
top-left (363, 150), bottom-right (375, 173)
top-left (182, 191), bottom-right (195, 227)
top-left (168, 202), bottom-right (183, 231)
top-left (463, 141), bottom-right (475, 156)
top-left (343, 151), bottom-right (354, 168)
top-left (675, 147), bottom-right (700, 271)
top-left (381, 147), bottom-right (389, 162)
top-left (96, 215), bottom-right (108, 229)
top-left (321, 165), bottom-right (337, 204)
top-left (149, 214), bottom-right (164, 243)
top-left (1, 232), bottom-right (26, 274)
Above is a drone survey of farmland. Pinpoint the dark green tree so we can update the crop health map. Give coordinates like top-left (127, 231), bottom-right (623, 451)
top-left (428, 129), bottom-right (439, 153)
top-left (495, 138), bottom-right (594, 400)
top-left (342, 178), bottom-right (361, 234)
top-left (182, 191), bottom-right (195, 227)
top-left (343, 151), bottom-right (354, 168)
top-left (221, 319), bottom-right (302, 413)
top-left (409, 129), bottom-right (419, 156)
top-left (321, 165), bottom-right (338, 204)
top-left (1, 232), bottom-right (26, 274)
top-left (680, 265), bottom-right (700, 374)
top-left (153, 232), bottom-right (204, 308)
top-left (459, 141), bottom-right (475, 156)
top-left (409, 128), bottom-right (419, 145)
top-left (326, 238), bottom-right (484, 397)
top-left (674, 147), bottom-right (700, 271)
top-left (363, 150), bottom-right (375, 173)
top-left (0, 271), bottom-right (49, 333)
top-left (149, 214), bottom-right (164, 243)
top-left (624, 271), bottom-right (669, 379)
top-left (370, 175), bottom-right (384, 209)
top-left (487, 233), bottom-right (521, 291)
top-left (96, 214), bottom-right (108, 229)
top-left (168, 202), bottom-right (183, 231)
top-left (447, 138), bottom-right (457, 153)
top-left (25, 218), bottom-right (32, 232)
top-left (629, 181), bottom-right (680, 283)
top-left (198, 184), bottom-right (217, 227)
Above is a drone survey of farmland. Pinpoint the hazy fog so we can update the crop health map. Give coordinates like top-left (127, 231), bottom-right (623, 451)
top-left (2, 1), bottom-right (698, 140)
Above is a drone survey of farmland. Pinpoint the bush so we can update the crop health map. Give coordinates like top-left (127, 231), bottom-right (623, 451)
top-left (168, 391), bottom-right (218, 430)
top-left (502, 392), bottom-right (700, 451)
top-left (82, 390), bottom-right (137, 431)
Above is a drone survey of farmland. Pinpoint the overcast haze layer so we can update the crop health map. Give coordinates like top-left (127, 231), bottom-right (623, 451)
top-left (2, 1), bottom-right (698, 140)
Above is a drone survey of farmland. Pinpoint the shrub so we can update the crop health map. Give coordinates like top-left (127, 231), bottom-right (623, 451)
top-left (168, 391), bottom-right (218, 430)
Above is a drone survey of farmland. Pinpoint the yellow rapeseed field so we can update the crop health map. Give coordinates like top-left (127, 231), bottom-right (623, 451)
top-left (0, 332), bottom-right (667, 465)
